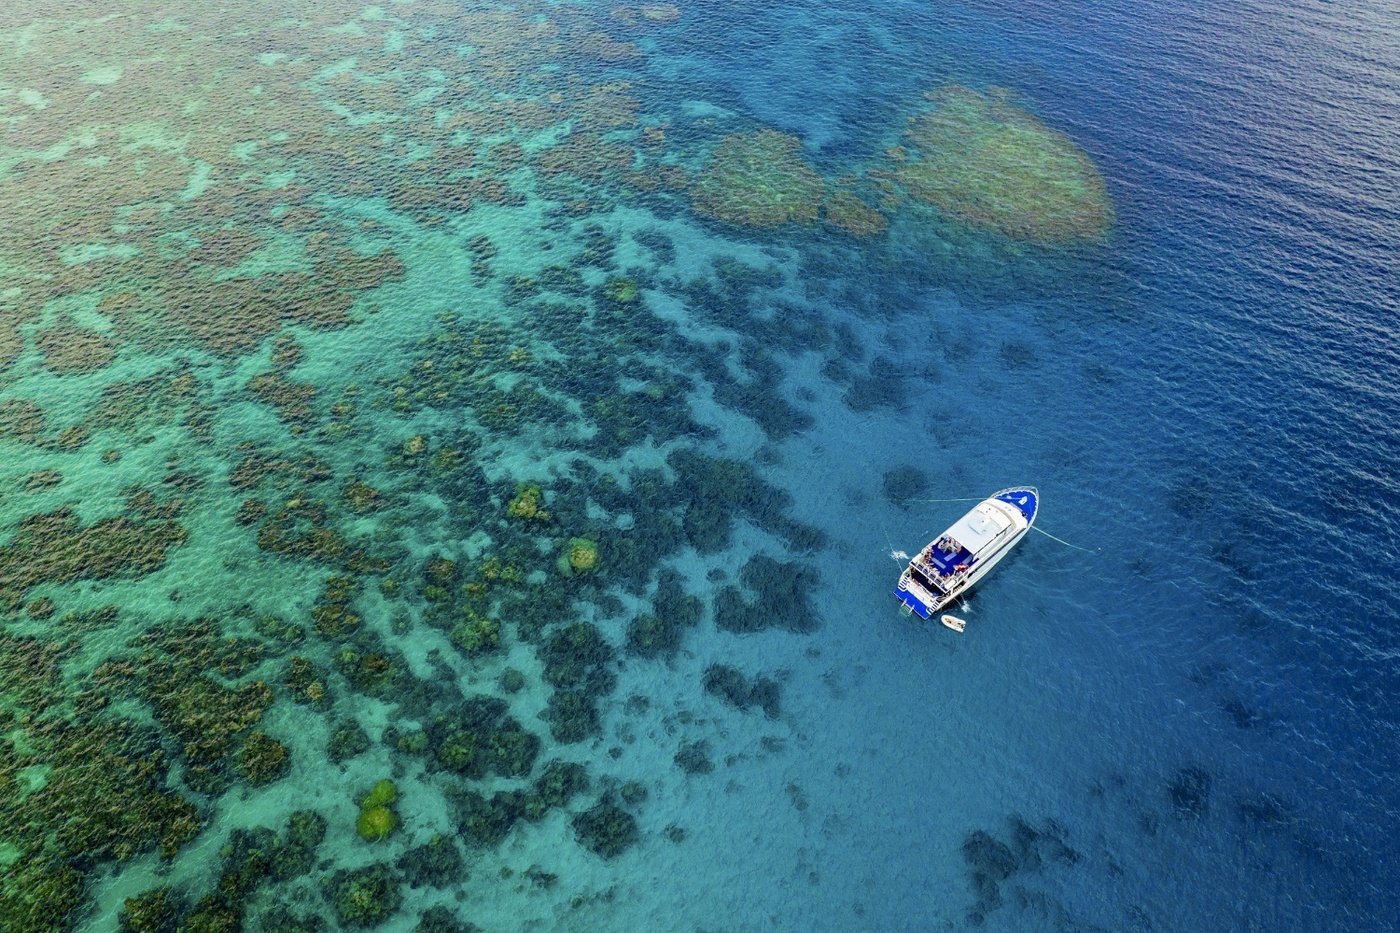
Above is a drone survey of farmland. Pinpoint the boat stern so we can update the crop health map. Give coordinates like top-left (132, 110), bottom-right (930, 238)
top-left (892, 579), bottom-right (934, 620)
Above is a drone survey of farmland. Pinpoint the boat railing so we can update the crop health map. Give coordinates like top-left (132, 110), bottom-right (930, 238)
top-left (912, 556), bottom-right (972, 588)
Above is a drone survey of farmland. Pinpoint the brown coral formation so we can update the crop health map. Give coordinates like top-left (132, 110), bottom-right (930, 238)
top-left (823, 189), bottom-right (888, 237)
top-left (536, 132), bottom-right (637, 183)
top-left (0, 629), bottom-right (204, 928)
top-left (1, 309), bottom-right (35, 370)
top-left (690, 130), bottom-right (824, 228)
top-left (248, 371), bottom-right (319, 428)
top-left (0, 508), bottom-right (186, 608)
top-left (34, 318), bottom-right (119, 373)
top-left (0, 0), bottom-right (647, 377)
top-left (887, 86), bottom-right (1113, 244)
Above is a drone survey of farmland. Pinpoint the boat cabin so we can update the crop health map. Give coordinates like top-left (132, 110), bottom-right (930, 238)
top-left (909, 504), bottom-right (1014, 589)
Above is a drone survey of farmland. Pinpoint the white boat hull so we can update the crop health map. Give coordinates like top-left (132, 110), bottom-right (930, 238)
top-left (893, 487), bottom-right (1038, 621)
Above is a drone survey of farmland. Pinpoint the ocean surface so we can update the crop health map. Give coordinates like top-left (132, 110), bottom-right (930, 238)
top-left (2, 1), bottom-right (1397, 930)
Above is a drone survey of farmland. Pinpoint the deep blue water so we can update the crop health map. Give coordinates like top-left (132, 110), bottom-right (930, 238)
top-left (647, 0), bottom-right (1400, 927)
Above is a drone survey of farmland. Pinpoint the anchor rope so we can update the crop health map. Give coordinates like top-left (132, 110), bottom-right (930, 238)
top-left (1031, 525), bottom-right (1099, 553)
top-left (903, 496), bottom-right (984, 503)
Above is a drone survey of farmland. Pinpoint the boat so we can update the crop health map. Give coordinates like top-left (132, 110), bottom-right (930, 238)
top-left (893, 487), bottom-right (1038, 620)
top-left (940, 614), bottom-right (967, 633)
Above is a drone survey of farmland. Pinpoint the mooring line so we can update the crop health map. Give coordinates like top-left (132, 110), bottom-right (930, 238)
top-left (1031, 525), bottom-right (1099, 553)
top-left (906, 496), bottom-right (984, 503)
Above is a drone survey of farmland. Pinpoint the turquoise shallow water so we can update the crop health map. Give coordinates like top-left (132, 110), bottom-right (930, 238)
top-left (2, 0), bottom-right (1398, 930)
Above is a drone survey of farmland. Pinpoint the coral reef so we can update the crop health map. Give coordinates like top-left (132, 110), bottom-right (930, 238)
top-left (532, 760), bottom-right (590, 810)
top-left (560, 536), bottom-right (600, 575)
top-left (397, 834), bottom-right (465, 889)
top-left (506, 482), bottom-right (550, 522)
top-left (499, 667), bottom-right (527, 693)
top-left (1169, 766), bottom-right (1212, 816)
top-left (882, 465), bottom-right (930, 507)
top-left (415, 906), bottom-right (480, 933)
top-left (674, 740), bottom-right (714, 775)
top-left (119, 887), bottom-right (179, 932)
top-left (626, 569), bottom-right (703, 659)
top-left (363, 779), bottom-right (398, 809)
top-left (35, 317), bottom-right (118, 373)
top-left (237, 731), bottom-right (291, 787)
top-left (713, 555), bottom-right (820, 634)
top-left (82, 621), bottom-right (270, 798)
top-left (450, 611), bottom-right (502, 656)
top-left (0, 508), bottom-right (186, 608)
top-left (604, 277), bottom-right (640, 303)
top-left (357, 806), bottom-right (398, 842)
top-left (703, 664), bottom-right (782, 718)
top-left (0, 0), bottom-right (859, 922)
top-left (259, 908), bottom-right (329, 933)
top-left (822, 188), bottom-right (888, 237)
top-left (889, 86), bottom-right (1113, 244)
top-left (324, 863), bottom-right (402, 928)
top-left (960, 816), bottom-right (1080, 924)
top-left (691, 130), bottom-right (824, 227)
top-left (426, 697), bottom-right (541, 779)
top-left (572, 798), bottom-right (640, 858)
top-left (538, 622), bottom-right (616, 741)
top-left (329, 718), bottom-right (372, 763)
top-left (0, 630), bottom-right (202, 931)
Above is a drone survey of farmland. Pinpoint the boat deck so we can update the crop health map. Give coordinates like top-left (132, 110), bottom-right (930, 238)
top-left (923, 542), bottom-right (973, 576)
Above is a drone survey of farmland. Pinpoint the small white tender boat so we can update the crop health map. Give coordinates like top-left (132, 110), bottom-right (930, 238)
top-left (893, 487), bottom-right (1038, 621)
top-left (940, 614), bottom-right (967, 633)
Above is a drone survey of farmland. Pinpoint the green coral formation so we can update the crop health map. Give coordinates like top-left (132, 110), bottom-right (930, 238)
top-left (560, 537), bottom-right (600, 575)
top-left (450, 610), bottom-right (502, 656)
top-left (356, 779), bottom-right (400, 842)
top-left (361, 778), bottom-right (398, 809)
top-left (506, 482), bottom-right (550, 521)
top-left (604, 277), bottom-right (640, 303)
top-left (690, 129), bottom-right (825, 227)
top-left (357, 806), bottom-right (398, 842)
top-left (891, 85), bottom-right (1113, 244)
